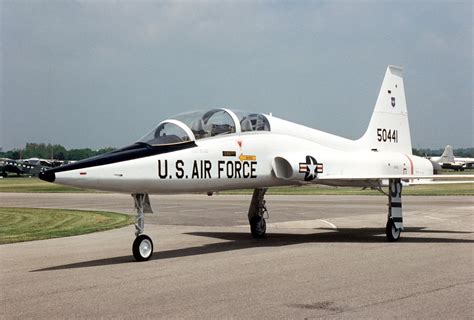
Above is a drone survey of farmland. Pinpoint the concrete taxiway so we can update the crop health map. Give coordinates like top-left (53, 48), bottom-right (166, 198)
top-left (1, 193), bottom-right (473, 319)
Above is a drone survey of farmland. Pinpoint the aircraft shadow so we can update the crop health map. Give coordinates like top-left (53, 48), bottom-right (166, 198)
top-left (32, 226), bottom-right (473, 272)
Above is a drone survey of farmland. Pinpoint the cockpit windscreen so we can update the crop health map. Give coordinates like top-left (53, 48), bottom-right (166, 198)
top-left (138, 122), bottom-right (191, 146)
top-left (173, 109), bottom-right (236, 140)
top-left (137, 109), bottom-right (270, 146)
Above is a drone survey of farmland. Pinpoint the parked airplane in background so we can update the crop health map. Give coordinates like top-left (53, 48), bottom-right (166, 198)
top-left (1, 158), bottom-right (47, 177)
top-left (429, 145), bottom-right (474, 171)
top-left (1, 158), bottom-right (65, 177)
top-left (40, 66), bottom-right (473, 261)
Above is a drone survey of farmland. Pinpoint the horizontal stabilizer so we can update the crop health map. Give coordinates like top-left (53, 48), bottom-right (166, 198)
top-left (406, 180), bottom-right (474, 185)
top-left (318, 174), bottom-right (474, 181)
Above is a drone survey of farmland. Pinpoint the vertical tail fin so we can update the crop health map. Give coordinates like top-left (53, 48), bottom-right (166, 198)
top-left (439, 145), bottom-right (455, 163)
top-left (358, 66), bottom-right (412, 154)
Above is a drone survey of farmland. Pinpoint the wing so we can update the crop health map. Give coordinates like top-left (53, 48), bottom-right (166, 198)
top-left (316, 174), bottom-right (474, 187)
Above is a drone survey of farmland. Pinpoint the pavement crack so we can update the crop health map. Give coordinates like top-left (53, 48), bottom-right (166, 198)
top-left (289, 301), bottom-right (344, 313)
top-left (44, 284), bottom-right (100, 297)
top-left (316, 280), bottom-right (474, 318)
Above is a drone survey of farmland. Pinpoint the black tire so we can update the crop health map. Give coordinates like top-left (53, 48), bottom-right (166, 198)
top-left (386, 219), bottom-right (401, 242)
top-left (132, 234), bottom-right (153, 261)
top-left (250, 216), bottom-right (266, 239)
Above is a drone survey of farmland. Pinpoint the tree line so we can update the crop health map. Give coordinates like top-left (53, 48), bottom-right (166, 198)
top-left (412, 147), bottom-right (474, 158)
top-left (1, 143), bottom-right (473, 161)
top-left (0, 143), bottom-right (116, 161)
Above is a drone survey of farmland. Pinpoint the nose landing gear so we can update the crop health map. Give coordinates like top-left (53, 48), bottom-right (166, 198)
top-left (131, 193), bottom-right (154, 261)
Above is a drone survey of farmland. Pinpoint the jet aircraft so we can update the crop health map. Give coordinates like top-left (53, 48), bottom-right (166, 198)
top-left (39, 66), bottom-right (473, 261)
top-left (429, 145), bottom-right (474, 171)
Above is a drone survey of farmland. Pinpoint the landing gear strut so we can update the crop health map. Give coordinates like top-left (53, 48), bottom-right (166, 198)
top-left (386, 179), bottom-right (403, 242)
top-left (248, 188), bottom-right (268, 238)
top-left (132, 193), bottom-right (154, 261)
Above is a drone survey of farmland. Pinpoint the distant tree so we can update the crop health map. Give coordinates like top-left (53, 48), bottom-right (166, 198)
top-left (1, 142), bottom-right (469, 162)
top-left (56, 151), bottom-right (66, 161)
top-left (0, 143), bottom-right (116, 161)
top-left (1, 150), bottom-right (21, 159)
top-left (455, 148), bottom-right (474, 157)
top-left (23, 143), bottom-right (66, 159)
top-left (96, 147), bottom-right (115, 154)
top-left (412, 147), bottom-right (474, 158)
top-left (67, 148), bottom-right (96, 160)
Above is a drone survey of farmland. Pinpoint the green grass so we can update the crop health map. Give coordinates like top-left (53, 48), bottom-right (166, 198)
top-left (223, 183), bottom-right (474, 196)
top-left (0, 207), bottom-right (133, 244)
top-left (395, 183), bottom-right (474, 196)
top-left (0, 177), bottom-right (91, 193)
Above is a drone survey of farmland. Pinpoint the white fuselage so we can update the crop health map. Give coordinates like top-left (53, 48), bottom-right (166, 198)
top-left (52, 117), bottom-right (433, 194)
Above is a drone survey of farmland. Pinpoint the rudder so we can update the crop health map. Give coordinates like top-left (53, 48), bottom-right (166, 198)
top-left (358, 66), bottom-right (412, 154)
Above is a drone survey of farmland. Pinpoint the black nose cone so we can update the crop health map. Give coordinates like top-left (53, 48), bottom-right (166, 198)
top-left (39, 170), bottom-right (55, 183)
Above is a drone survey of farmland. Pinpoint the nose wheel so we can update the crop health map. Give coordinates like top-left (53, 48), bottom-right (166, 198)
top-left (133, 234), bottom-right (154, 261)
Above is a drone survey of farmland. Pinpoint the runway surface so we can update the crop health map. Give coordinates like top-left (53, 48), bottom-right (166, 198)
top-left (1, 193), bottom-right (473, 319)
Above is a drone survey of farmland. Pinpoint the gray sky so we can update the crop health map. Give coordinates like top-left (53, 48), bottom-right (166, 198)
top-left (1, 1), bottom-right (472, 151)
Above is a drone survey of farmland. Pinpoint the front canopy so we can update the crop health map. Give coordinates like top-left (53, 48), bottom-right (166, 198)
top-left (138, 108), bottom-right (271, 146)
top-left (137, 120), bottom-right (193, 146)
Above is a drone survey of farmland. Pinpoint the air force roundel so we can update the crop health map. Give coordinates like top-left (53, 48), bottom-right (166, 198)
top-left (299, 155), bottom-right (323, 181)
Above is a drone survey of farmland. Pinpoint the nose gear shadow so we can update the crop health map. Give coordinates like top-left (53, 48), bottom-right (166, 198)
top-left (31, 227), bottom-right (473, 272)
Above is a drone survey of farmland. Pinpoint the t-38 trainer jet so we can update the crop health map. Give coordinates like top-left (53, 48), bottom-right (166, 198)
top-left (40, 66), bottom-right (472, 261)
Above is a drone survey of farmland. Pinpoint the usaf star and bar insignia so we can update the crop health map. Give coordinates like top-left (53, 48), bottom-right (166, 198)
top-left (299, 155), bottom-right (323, 181)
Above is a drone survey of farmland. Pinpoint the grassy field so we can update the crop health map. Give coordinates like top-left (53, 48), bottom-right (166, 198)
top-left (0, 177), bottom-right (91, 193)
top-left (0, 176), bottom-right (472, 196)
top-left (224, 183), bottom-right (474, 196)
top-left (0, 207), bottom-right (133, 244)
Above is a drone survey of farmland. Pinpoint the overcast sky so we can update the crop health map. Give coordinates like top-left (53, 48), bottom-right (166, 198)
top-left (1, 1), bottom-right (472, 151)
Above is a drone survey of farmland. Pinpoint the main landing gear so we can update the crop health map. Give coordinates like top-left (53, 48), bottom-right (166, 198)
top-left (132, 193), bottom-right (154, 261)
top-left (248, 188), bottom-right (269, 238)
top-left (128, 182), bottom-right (401, 261)
top-left (386, 178), bottom-right (403, 242)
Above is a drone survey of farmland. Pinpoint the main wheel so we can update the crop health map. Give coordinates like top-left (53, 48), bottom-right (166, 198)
top-left (250, 216), bottom-right (266, 238)
top-left (385, 219), bottom-right (401, 242)
top-left (133, 234), bottom-right (153, 261)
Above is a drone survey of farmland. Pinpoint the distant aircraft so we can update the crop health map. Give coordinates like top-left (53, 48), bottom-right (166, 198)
top-left (1, 158), bottom-right (47, 177)
top-left (429, 145), bottom-right (474, 171)
top-left (0, 158), bottom-right (64, 177)
top-left (40, 66), bottom-right (473, 261)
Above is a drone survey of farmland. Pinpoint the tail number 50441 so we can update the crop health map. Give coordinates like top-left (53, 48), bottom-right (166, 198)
top-left (377, 128), bottom-right (398, 143)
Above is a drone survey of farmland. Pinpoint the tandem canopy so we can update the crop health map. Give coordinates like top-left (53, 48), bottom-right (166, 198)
top-left (138, 109), bottom-right (271, 146)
